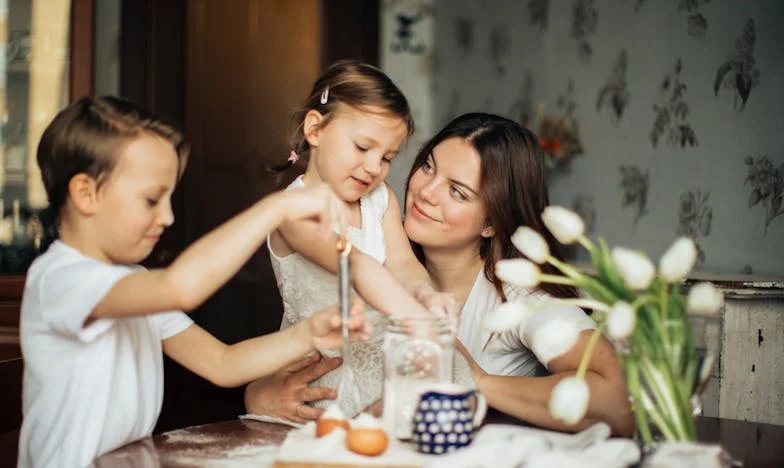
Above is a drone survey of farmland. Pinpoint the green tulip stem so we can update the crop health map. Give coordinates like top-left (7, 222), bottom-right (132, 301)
top-left (539, 273), bottom-right (577, 286)
top-left (576, 326), bottom-right (605, 380)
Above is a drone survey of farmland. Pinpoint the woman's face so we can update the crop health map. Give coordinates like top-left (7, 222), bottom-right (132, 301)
top-left (404, 137), bottom-right (489, 252)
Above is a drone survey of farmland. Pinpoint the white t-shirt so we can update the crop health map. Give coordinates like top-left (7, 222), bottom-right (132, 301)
top-left (458, 271), bottom-right (595, 377)
top-left (18, 241), bottom-right (193, 468)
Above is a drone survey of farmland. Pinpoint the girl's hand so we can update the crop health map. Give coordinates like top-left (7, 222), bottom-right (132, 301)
top-left (412, 282), bottom-right (461, 330)
top-left (307, 298), bottom-right (372, 350)
top-left (285, 183), bottom-right (349, 239)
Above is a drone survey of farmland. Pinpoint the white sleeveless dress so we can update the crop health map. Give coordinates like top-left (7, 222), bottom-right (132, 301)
top-left (269, 176), bottom-right (473, 417)
top-left (269, 176), bottom-right (391, 417)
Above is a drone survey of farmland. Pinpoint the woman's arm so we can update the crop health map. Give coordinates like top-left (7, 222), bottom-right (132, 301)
top-left (93, 184), bottom-right (347, 319)
top-left (467, 330), bottom-right (635, 435)
top-left (164, 301), bottom-right (368, 388)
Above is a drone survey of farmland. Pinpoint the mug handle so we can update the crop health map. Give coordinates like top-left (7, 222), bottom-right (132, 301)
top-left (470, 391), bottom-right (488, 427)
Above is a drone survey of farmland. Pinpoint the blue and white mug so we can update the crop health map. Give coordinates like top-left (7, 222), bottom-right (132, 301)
top-left (412, 383), bottom-right (487, 454)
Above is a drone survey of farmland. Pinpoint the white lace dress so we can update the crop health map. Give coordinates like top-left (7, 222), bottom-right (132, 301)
top-left (269, 176), bottom-right (390, 417)
top-left (270, 176), bottom-right (473, 417)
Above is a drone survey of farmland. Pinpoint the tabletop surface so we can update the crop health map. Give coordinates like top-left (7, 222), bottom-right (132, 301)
top-left (94, 411), bottom-right (784, 467)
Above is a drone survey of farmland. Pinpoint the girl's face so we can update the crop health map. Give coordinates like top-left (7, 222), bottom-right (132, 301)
top-left (404, 137), bottom-right (489, 253)
top-left (92, 134), bottom-right (179, 264)
top-left (305, 104), bottom-right (408, 202)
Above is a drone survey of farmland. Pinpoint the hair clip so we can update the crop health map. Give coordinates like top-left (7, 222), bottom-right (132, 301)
top-left (288, 150), bottom-right (299, 164)
top-left (320, 86), bottom-right (330, 105)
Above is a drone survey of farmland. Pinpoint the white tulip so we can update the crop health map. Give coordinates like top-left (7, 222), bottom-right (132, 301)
top-left (531, 318), bottom-right (580, 365)
top-left (511, 226), bottom-right (550, 263)
top-left (611, 247), bottom-right (655, 290)
top-left (607, 301), bottom-right (636, 340)
top-left (495, 259), bottom-right (541, 288)
top-left (659, 237), bottom-right (697, 283)
top-left (549, 376), bottom-right (590, 424)
top-left (542, 206), bottom-right (585, 244)
top-left (687, 282), bottom-right (724, 316)
top-left (483, 301), bottom-right (530, 332)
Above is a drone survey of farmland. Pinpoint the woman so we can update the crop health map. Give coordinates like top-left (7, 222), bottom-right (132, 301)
top-left (246, 113), bottom-right (634, 435)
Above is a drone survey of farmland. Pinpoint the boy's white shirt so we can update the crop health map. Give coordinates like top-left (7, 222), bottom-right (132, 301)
top-left (18, 240), bottom-right (192, 468)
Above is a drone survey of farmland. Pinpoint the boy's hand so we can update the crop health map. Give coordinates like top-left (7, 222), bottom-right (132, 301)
top-left (285, 183), bottom-right (349, 239)
top-left (307, 298), bottom-right (371, 350)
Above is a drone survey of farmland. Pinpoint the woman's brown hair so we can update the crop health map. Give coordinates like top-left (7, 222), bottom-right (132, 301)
top-left (406, 113), bottom-right (578, 301)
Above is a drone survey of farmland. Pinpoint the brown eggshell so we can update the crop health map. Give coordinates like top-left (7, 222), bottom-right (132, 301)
top-left (346, 428), bottom-right (389, 456)
top-left (316, 418), bottom-right (350, 438)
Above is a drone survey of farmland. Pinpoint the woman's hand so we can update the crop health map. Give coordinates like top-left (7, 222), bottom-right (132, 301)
top-left (456, 339), bottom-right (487, 386)
top-left (244, 353), bottom-right (343, 423)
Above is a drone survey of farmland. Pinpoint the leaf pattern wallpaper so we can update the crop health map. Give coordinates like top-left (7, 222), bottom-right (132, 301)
top-left (677, 190), bottom-right (713, 265)
top-left (678, 0), bottom-right (711, 38)
top-left (596, 49), bottom-right (630, 125)
top-left (744, 155), bottom-right (784, 233)
top-left (714, 19), bottom-right (760, 112)
top-left (390, 0), bottom-right (784, 276)
top-left (571, 0), bottom-right (598, 62)
top-left (528, 0), bottom-right (549, 32)
top-left (619, 165), bottom-right (649, 226)
top-left (651, 58), bottom-right (697, 148)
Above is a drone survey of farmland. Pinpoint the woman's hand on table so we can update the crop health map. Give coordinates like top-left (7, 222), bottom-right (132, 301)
top-left (244, 352), bottom-right (341, 424)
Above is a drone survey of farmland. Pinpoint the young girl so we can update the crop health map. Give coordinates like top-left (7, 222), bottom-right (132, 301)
top-left (267, 60), bottom-right (468, 419)
top-left (18, 96), bottom-right (370, 467)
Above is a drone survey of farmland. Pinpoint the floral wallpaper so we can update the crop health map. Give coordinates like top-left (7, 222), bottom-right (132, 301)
top-left (383, 0), bottom-right (784, 277)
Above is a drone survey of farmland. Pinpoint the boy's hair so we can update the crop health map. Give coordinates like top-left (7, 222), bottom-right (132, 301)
top-left (37, 96), bottom-right (189, 235)
top-left (273, 59), bottom-right (414, 178)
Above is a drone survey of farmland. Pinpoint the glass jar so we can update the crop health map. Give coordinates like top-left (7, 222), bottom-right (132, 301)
top-left (382, 314), bottom-right (454, 440)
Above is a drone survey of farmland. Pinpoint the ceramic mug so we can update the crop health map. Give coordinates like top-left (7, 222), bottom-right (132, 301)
top-left (412, 383), bottom-right (487, 454)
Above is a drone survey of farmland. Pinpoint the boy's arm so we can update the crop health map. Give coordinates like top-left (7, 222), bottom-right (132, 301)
top-left (163, 301), bottom-right (368, 388)
top-left (277, 203), bottom-right (428, 318)
top-left (93, 185), bottom-right (346, 319)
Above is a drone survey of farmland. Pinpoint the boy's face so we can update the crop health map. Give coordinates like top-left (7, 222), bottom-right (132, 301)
top-left (93, 134), bottom-right (179, 264)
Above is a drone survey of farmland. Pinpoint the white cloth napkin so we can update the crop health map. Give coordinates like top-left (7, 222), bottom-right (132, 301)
top-left (422, 423), bottom-right (640, 468)
top-left (642, 442), bottom-right (735, 468)
top-left (276, 421), bottom-right (433, 466)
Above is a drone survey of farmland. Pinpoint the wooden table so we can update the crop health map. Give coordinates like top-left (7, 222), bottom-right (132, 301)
top-left (94, 411), bottom-right (784, 467)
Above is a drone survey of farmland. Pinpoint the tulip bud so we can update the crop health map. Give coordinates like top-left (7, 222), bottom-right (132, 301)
top-left (495, 259), bottom-right (541, 288)
top-left (611, 247), bottom-right (655, 290)
top-left (607, 301), bottom-right (636, 340)
top-left (542, 206), bottom-right (586, 245)
top-left (549, 376), bottom-right (590, 424)
top-left (483, 301), bottom-right (530, 332)
top-left (687, 282), bottom-right (724, 316)
top-left (659, 237), bottom-right (697, 283)
top-left (531, 318), bottom-right (580, 364)
top-left (511, 226), bottom-right (550, 263)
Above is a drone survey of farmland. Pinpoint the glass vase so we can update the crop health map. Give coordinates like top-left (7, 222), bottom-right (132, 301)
top-left (623, 311), bottom-right (722, 446)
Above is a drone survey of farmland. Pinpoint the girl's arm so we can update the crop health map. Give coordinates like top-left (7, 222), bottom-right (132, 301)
top-left (380, 189), bottom-right (432, 290)
top-left (465, 331), bottom-right (635, 436)
top-left (276, 193), bottom-right (429, 318)
top-left (92, 184), bottom-right (347, 319)
top-left (163, 300), bottom-right (369, 388)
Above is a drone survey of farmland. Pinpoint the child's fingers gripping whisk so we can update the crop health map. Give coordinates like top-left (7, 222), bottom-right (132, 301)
top-left (285, 183), bottom-right (349, 239)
